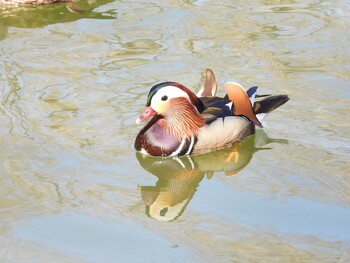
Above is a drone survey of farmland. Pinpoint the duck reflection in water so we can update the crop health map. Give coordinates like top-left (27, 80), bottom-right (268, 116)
top-left (137, 130), bottom-right (287, 222)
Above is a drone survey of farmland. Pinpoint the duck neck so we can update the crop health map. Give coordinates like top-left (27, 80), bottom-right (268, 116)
top-left (162, 98), bottom-right (205, 141)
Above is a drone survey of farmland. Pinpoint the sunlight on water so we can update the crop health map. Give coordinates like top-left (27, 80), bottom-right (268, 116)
top-left (0, 0), bottom-right (349, 262)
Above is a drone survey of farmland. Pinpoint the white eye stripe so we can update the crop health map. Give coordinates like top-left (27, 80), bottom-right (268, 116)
top-left (151, 86), bottom-right (190, 107)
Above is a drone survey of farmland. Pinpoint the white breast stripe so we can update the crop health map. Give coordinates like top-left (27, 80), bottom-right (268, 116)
top-left (170, 139), bottom-right (186, 157)
top-left (185, 136), bottom-right (195, 155)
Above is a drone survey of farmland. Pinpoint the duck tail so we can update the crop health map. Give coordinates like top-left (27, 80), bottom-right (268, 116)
top-left (253, 95), bottom-right (289, 123)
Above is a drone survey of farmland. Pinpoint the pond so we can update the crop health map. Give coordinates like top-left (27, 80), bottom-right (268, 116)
top-left (0, 0), bottom-right (349, 262)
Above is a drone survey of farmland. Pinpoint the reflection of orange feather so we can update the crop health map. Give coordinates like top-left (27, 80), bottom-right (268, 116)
top-left (225, 83), bottom-right (263, 127)
top-left (226, 144), bottom-right (240, 163)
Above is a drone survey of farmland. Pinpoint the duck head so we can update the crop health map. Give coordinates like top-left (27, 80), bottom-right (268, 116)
top-left (136, 82), bottom-right (205, 140)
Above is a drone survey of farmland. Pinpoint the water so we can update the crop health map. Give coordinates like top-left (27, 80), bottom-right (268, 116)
top-left (0, 0), bottom-right (349, 262)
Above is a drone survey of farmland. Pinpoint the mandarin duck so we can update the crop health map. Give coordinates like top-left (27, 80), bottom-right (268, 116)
top-left (135, 69), bottom-right (289, 157)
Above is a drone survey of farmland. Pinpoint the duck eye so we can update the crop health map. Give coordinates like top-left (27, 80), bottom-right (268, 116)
top-left (161, 95), bottom-right (168, 101)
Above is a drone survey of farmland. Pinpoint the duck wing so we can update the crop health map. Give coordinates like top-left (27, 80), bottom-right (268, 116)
top-left (196, 68), bottom-right (218, 97)
top-left (200, 95), bottom-right (233, 124)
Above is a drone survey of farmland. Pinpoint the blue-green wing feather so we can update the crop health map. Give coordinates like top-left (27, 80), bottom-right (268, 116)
top-left (200, 96), bottom-right (234, 124)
